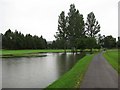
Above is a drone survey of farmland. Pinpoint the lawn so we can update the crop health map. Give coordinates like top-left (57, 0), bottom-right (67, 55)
top-left (1, 49), bottom-right (71, 58)
top-left (103, 49), bottom-right (119, 74)
top-left (1, 49), bottom-right (98, 58)
top-left (1, 49), bottom-right (70, 55)
top-left (46, 54), bottom-right (94, 88)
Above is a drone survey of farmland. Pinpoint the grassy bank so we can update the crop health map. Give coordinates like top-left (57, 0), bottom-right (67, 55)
top-left (103, 49), bottom-right (119, 74)
top-left (1, 49), bottom-right (71, 58)
top-left (1, 49), bottom-right (98, 58)
top-left (1, 49), bottom-right (70, 55)
top-left (46, 54), bottom-right (94, 88)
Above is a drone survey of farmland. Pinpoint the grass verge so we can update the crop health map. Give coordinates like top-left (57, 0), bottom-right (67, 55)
top-left (103, 49), bottom-right (119, 74)
top-left (46, 54), bottom-right (94, 88)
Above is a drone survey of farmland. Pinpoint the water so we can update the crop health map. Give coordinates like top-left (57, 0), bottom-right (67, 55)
top-left (2, 52), bottom-right (83, 88)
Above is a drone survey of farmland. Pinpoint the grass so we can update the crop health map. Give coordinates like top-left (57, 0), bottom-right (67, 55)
top-left (1, 49), bottom-right (98, 58)
top-left (46, 54), bottom-right (94, 88)
top-left (1, 49), bottom-right (71, 58)
top-left (103, 49), bottom-right (119, 74)
top-left (1, 49), bottom-right (70, 55)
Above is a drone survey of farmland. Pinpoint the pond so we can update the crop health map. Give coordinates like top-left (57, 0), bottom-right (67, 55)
top-left (2, 52), bottom-right (84, 88)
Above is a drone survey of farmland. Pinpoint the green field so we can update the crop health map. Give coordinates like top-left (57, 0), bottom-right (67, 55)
top-left (46, 54), bottom-right (94, 88)
top-left (1, 49), bottom-right (69, 54)
top-left (103, 49), bottom-right (119, 74)
top-left (1, 49), bottom-right (98, 58)
top-left (1, 49), bottom-right (71, 58)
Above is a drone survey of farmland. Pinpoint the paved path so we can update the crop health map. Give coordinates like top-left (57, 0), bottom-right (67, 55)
top-left (80, 52), bottom-right (118, 88)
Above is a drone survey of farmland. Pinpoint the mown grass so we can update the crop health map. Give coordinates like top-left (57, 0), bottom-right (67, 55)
top-left (1, 49), bottom-right (98, 58)
top-left (1, 49), bottom-right (71, 58)
top-left (103, 49), bottom-right (119, 74)
top-left (1, 49), bottom-right (70, 55)
top-left (46, 54), bottom-right (94, 88)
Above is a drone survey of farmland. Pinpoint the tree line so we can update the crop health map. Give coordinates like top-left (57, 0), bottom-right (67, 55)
top-left (2, 29), bottom-right (47, 49)
top-left (54, 4), bottom-right (101, 53)
top-left (52, 4), bottom-right (118, 52)
top-left (1, 4), bottom-right (120, 51)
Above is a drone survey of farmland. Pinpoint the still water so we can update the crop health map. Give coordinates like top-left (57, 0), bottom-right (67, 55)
top-left (2, 52), bottom-right (83, 88)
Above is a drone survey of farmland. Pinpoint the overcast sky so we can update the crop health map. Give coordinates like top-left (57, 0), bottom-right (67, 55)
top-left (0, 0), bottom-right (119, 41)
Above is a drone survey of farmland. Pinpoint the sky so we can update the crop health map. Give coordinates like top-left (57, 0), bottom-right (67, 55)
top-left (0, 0), bottom-right (119, 41)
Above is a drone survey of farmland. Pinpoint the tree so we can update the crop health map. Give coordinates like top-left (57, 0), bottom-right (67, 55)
top-left (86, 37), bottom-right (97, 51)
top-left (85, 12), bottom-right (100, 52)
top-left (76, 37), bottom-right (87, 51)
top-left (97, 34), bottom-right (105, 49)
top-left (12, 30), bottom-right (25, 49)
top-left (2, 29), bottom-right (47, 50)
top-left (74, 10), bottom-right (85, 51)
top-left (39, 35), bottom-right (47, 49)
top-left (67, 4), bottom-right (77, 52)
top-left (103, 35), bottom-right (116, 49)
top-left (67, 4), bottom-right (85, 52)
top-left (55, 11), bottom-right (67, 53)
top-left (3, 29), bottom-right (14, 49)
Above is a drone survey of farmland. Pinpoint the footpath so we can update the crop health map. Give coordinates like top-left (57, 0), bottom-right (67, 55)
top-left (80, 52), bottom-right (118, 88)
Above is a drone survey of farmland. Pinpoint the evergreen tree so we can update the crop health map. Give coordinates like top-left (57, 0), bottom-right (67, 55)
top-left (2, 29), bottom-right (47, 50)
top-left (86, 12), bottom-right (100, 37)
top-left (55, 11), bottom-right (67, 53)
top-left (67, 4), bottom-right (85, 52)
top-left (85, 12), bottom-right (100, 52)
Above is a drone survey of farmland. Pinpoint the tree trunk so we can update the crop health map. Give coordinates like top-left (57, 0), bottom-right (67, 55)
top-left (64, 42), bottom-right (66, 54)
top-left (71, 47), bottom-right (75, 54)
top-left (64, 47), bottom-right (66, 54)
top-left (75, 48), bottom-right (77, 54)
top-left (90, 48), bottom-right (93, 54)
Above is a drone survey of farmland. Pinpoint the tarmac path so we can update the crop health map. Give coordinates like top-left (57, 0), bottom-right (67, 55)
top-left (80, 52), bottom-right (118, 88)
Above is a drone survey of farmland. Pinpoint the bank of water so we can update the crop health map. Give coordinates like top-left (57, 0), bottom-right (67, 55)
top-left (2, 52), bottom-right (84, 88)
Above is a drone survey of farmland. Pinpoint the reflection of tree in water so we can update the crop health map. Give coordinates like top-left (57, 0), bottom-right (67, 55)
top-left (56, 53), bottom-right (84, 76)
top-left (55, 53), bottom-right (67, 76)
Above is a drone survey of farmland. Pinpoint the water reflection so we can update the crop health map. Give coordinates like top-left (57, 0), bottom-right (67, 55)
top-left (2, 52), bottom-right (84, 88)
top-left (55, 53), bottom-right (81, 76)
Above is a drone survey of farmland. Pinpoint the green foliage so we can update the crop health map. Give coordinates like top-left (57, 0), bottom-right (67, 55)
top-left (3, 4), bottom-right (118, 52)
top-left (2, 29), bottom-right (47, 49)
top-left (67, 4), bottom-right (85, 49)
top-left (103, 35), bottom-right (116, 49)
top-left (97, 34), bottom-right (105, 48)
top-left (55, 4), bottom-right (85, 51)
top-left (50, 40), bottom-right (65, 49)
top-left (86, 12), bottom-right (100, 37)
top-left (86, 37), bottom-right (97, 49)
top-left (55, 11), bottom-right (68, 52)
top-left (76, 37), bottom-right (86, 50)
top-left (54, 5), bottom-right (102, 52)
top-left (55, 11), bottom-right (67, 40)
top-left (46, 54), bottom-right (94, 88)
top-left (85, 12), bottom-right (101, 52)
